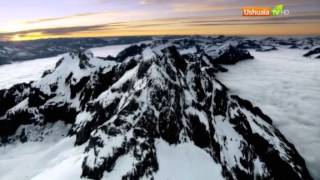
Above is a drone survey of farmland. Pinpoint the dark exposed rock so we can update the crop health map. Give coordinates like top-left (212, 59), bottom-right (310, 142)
top-left (73, 50), bottom-right (94, 69)
top-left (214, 88), bottom-right (228, 116)
top-left (41, 69), bottom-right (53, 78)
top-left (40, 103), bottom-right (77, 124)
top-left (159, 108), bottom-right (182, 144)
top-left (98, 55), bottom-right (117, 61)
top-left (213, 45), bottom-right (254, 64)
top-left (202, 54), bottom-right (228, 73)
top-left (256, 46), bottom-right (277, 52)
top-left (290, 45), bottom-right (299, 49)
top-left (74, 120), bottom-right (93, 145)
top-left (19, 128), bottom-right (28, 143)
top-left (70, 76), bottom-right (90, 99)
top-left (231, 95), bottom-right (272, 124)
top-left (137, 60), bottom-right (152, 79)
top-left (116, 44), bottom-right (145, 62)
top-left (238, 40), bottom-right (262, 49)
top-left (28, 88), bottom-right (51, 107)
top-left (0, 118), bottom-right (30, 141)
top-left (303, 47), bottom-right (320, 57)
top-left (188, 114), bottom-right (210, 148)
top-left (50, 82), bottom-right (58, 92)
top-left (0, 109), bottom-right (34, 141)
top-left (162, 46), bottom-right (187, 72)
top-left (55, 58), bottom-right (64, 68)
top-left (0, 83), bottom-right (31, 117)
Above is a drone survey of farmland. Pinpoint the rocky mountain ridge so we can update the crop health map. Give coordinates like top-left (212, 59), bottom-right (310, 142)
top-left (0, 39), bottom-right (313, 180)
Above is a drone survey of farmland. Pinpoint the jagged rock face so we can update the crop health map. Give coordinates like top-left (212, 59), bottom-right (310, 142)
top-left (212, 45), bottom-right (254, 64)
top-left (237, 40), bottom-right (262, 49)
top-left (304, 47), bottom-right (320, 58)
top-left (0, 39), bottom-right (313, 180)
top-left (0, 83), bottom-right (31, 139)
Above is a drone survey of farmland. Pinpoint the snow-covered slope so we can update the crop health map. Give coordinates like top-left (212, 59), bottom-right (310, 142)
top-left (218, 48), bottom-right (320, 179)
top-left (0, 37), bottom-right (316, 180)
top-left (0, 44), bottom-right (130, 90)
top-left (0, 122), bottom-right (85, 180)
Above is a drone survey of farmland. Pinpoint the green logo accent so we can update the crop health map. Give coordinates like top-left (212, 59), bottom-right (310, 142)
top-left (272, 4), bottom-right (284, 16)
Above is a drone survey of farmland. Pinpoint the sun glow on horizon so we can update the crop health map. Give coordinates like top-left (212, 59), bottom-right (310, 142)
top-left (6, 22), bottom-right (320, 42)
top-left (10, 32), bottom-right (49, 41)
top-left (1, 0), bottom-right (320, 41)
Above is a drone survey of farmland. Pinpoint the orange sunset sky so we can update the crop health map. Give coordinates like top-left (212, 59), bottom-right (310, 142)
top-left (0, 0), bottom-right (320, 41)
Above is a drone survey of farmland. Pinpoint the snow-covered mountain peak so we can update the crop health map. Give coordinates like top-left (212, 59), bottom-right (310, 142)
top-left (0, 39), bottom-right (314, 180)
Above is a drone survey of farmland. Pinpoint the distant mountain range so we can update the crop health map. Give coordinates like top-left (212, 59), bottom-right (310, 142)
top-left (1, 36), bottom-right (319, 66)
top-left (0, 37), bottom-right (154, 65)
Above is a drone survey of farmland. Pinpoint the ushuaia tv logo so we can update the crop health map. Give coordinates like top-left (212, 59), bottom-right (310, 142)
top-left (242, 4), bottom-right (290, 16)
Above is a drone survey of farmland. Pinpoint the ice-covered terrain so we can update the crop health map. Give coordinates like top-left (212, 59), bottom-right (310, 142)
top-left (154, 140), bottom-right (224, 180)
top-left (0, 122), bottom-right (86, 180)
top-left (218, 48), bottom-right (320, 179)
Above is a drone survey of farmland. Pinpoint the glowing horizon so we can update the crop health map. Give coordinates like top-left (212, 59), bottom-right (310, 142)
top-left (1, 0), bottom-right (320, 41)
